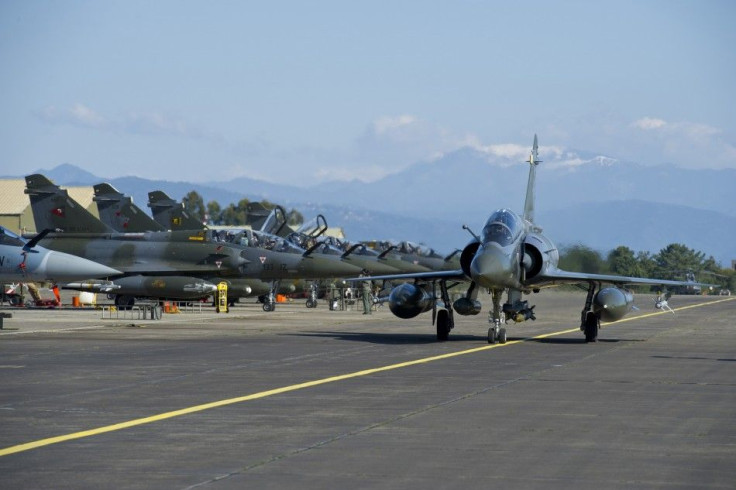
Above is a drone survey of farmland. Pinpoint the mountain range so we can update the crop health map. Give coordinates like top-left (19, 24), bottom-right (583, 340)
top-left (10, 148), bottom-right (736, 266)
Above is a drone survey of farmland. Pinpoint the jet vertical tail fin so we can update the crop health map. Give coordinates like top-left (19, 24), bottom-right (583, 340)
top-left (147, 190), bottom-right (206, 231)
top-left (523, 134), bottom-right (541, 225)
top-left (93, 183), bottom-right (165, 232)
top-left (24, 174), bottom-right (112, 233)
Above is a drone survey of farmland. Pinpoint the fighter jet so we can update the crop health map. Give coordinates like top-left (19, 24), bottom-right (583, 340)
top-left (360, 241), bottom-right (434, 274)
top-left (0, 226), bottom-right (119, 283)
top-left (145, 191), bottom-right (366, 310)
top-left (364, 240), bottom-right (460, 272)
top-left (26, 176), bottom-right (363, 309)
top-left (93, 184), bottom-right (302, 302)
top-left (354, 136), bottom-right (709, 343)
top-left (24, 175), bottom-right (248, 306)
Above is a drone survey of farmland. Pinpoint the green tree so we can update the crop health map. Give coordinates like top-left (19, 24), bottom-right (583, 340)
top-left (559, 244), bottom-right (605, 273)
top-left (206, 200), bottom-right (222, 225)
top-left (635, 251), bottom-right (656, 277)
top-left (652, 243), bottom-right (707, 280)
top-left (221, 198), bottom-right (250, 225)
top-left (607, 246), bottom-right (642, 277)
top-left (182, 190), bottom-right (206, 222)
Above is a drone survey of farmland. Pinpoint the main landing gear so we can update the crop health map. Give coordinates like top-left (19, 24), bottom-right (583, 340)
top-left (262, 280), bottom-right (280, 312)
top-left (435, 279), bottom-right (454, 341)
top-left (305, 282), bottom-right (318, 309)
top-left (436, 309), bottom-right (451, 341)
top-left (580, 283), bottom-right (600, 343)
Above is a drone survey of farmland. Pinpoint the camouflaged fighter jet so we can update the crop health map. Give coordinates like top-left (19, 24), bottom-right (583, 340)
top-left (0, 226), bottom-right (120, 283)
top-left (145, 190), bottom-right (365, 310)
top-left (92, 182), bottom-right (280, 302)
top-left (31, 178), bottom-right (362, 310)
top-left (363, 240), bottom-right (461, 273)
top-left (98, 185), bottom-right (355, 307)
top-left (360, 240), bottom-right (436, 274)
top-left (352, 136), bottom-right (712, 343)
top-left (24, 174), bottom-right (252, 307)
top-left (282, 215), bottom-right (401, 276)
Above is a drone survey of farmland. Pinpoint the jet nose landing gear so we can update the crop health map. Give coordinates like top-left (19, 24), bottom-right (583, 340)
top-left (488, 289), bottom-right (508, 344)
top-left (488, 322), bottom-right (507, 344)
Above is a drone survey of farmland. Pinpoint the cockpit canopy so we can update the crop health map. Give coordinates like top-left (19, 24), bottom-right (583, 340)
top-left (481, 209), bottom-right (523, 247)
top-left (210, 228), bottom-right (304, 254)
top-left (0, 227), bottom-right (25, 247)
top-left (398, 241), bottom-right (442, 258)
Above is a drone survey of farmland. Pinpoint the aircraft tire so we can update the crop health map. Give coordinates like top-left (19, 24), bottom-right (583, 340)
top-left (487, 327), bottom-right (496, 344)
top-left (584, 312), bottom-right (598, 343)
top-left (436, 309), bottom-right (450, 341)
top-left (498, 327), bottom-right (507, 344)
top-left (306, 299), bottom-right (317, 308)
top-left (262, 302), bottom-right (274, 312)
top-left (115, 295), bottom-right (135, 310)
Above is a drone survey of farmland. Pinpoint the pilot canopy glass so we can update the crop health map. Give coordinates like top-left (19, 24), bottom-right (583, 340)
top-left (0, 228), bottom-right (25, 247)
top-left (481, 209), bottom-right (522, 247)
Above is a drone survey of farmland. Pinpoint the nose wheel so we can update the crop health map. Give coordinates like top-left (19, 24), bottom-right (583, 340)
top-left (488, 289), bottom-right (507, 344)
top-left (488, 322), bottom-right (507, 344)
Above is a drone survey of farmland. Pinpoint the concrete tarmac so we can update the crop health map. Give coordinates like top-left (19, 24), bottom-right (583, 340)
top-left (1, 291), bottom-right (735, 489)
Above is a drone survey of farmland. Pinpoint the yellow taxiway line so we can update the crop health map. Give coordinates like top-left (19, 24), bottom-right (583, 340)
top-left (1, 296), bottom-right (732, 457)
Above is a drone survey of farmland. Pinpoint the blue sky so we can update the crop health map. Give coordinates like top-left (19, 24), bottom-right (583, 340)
top-left (1, 0), bottom-right (734, 186)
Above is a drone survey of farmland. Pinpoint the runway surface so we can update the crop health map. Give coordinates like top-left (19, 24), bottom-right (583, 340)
top-left (1, 291), bottom-right (735, 489)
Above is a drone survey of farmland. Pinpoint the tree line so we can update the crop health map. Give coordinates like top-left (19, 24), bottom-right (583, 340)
top-left (181, 190), bottom-right (304, 227)
top-left (559, 243), bottom-right (734, 291)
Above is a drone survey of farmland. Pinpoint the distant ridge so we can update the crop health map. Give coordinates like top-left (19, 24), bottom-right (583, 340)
top-left (44, 163), bottom-right (100, 185)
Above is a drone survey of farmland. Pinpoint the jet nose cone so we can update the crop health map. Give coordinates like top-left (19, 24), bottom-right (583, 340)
top-left (44, 251), bottom-right (121, 281)
top-left (469, 244), bottom-right (519, 289)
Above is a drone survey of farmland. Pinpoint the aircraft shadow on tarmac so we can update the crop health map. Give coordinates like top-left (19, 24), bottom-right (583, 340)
top-left (286, 331), bottom-right (486, 345)
top-left (524, 337), bottom-right (640, 344)
top-left (285, 332), bottom-right (644, 345)
top-left (652, 355), bottom-right (736, 362)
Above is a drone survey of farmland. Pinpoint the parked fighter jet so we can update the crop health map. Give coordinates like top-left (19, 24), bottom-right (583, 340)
top-left (0, 226), bottom-right (119, 283)
top-left (26, 176), bottom-right (362, 309)
top-left (24, 175), bottom-right (246, 306)
top-left (364, 240), bottom-right (460, 272)
top-left (145, 191), bottom-right (366, 310)
top-left (360, 241), bottom-right (433, 274)
top-left (354, 136), bottom-right (708, 343)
